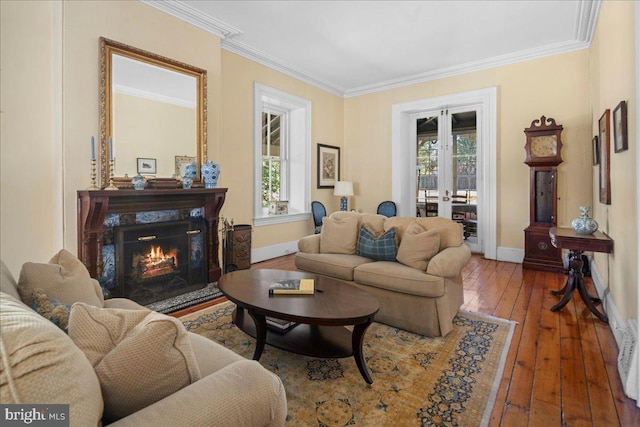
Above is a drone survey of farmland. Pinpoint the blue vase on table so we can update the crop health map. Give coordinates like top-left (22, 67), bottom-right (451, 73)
top-left (571, 206), bottom-right (598, 235)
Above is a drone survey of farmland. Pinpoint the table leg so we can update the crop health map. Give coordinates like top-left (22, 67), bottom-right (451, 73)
top-left (551, 273), bottom-right (577, 312)
top-left (576, 276), bottom-right (608, 322)
top-left (352, 320), bottom-right (374, 385)
top-left (247, 309), bottom-right (267, 360)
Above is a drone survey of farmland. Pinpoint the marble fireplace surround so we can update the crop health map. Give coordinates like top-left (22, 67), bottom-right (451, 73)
top-left (77, 188), bottom-right (227, 292)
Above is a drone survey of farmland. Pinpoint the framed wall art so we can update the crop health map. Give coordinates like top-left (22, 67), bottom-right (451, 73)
top-left (137, 157), bottom-right (157, 175)
top-left (317, 144), bottom-right (340, 188)
top-left (592, 135), bottom-right (599, 165)
top-left (598, 110), bottom-right (611, 205)
top-left (613, 100), bottom-right (628, 153)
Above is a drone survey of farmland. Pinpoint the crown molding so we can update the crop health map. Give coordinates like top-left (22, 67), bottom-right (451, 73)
top-left (140, 0), bottom-right (600, 99)
top-left (344, 39), bottom-right (590, 98)
top-left (222, 39), bottom-right (345, 97)
top-left (113, 84), bottom-right (195, 109)
top-left (140, 0), bottom-right (241, 39)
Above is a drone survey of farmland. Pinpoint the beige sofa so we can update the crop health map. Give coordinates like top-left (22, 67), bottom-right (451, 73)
top-left (295, 212), bottom-right (471, 337)
top-left (0, 251), bottom-right (286, 427)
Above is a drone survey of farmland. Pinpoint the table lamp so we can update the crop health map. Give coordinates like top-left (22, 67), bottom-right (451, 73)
top-left (334, 181), bottom-right (354, 211)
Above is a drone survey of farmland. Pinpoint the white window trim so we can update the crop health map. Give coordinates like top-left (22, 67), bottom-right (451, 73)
top-left (254, 83), bottom-right (311, 227)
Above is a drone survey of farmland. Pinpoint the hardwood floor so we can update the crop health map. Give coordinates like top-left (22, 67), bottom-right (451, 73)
top-left (183, 253), bottom-right (640, 426)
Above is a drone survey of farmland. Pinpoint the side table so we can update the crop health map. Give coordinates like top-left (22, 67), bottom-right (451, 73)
top-left (549, 227), bottom-right (613, 322)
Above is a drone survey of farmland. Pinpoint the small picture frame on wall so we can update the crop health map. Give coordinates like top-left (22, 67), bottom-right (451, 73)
top-left (613, 100), bottom-right (628, 153)
top-left (317, 144), bottom-right (340, 188)
top-left (598, 110), bottom-right (611, 205)
top-left (592, 135), bottom-right (599, 165)
top-left (137, 157), bottom-right (157, 175)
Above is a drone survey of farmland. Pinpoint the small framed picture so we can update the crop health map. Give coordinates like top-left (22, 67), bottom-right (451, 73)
top-left (137, 158), bottom-right (157, 174)
top-left (175, 155), bottom-right (198, 179)
top-left (598, 110), bottom-right (611, 205)
top-left (317, 144), bottom-right (340, 188)
top-left (592, 135), bottom-right (599, 165)
top-left (613, 100), bottom-right (628, 153)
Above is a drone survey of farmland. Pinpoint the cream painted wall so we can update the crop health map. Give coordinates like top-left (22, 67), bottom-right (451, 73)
top-left (62, 1), bottom-right (221, 253)
top-left (345, 51), bottom-right (592, 251)
top-left (220, 51), bottom-right (344, 249)
top-left (114, 93), bottom-right (196, 178)
top-left (589, 0), bottom-right (637, 321)
top-left (0, 1), bottom-right (59, 275)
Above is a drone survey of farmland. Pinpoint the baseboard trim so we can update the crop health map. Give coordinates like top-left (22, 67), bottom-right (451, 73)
top-left (590, 257), bottom-right (639, 401)
top-left (496, 247), bottom-right (524, 264)
top-left (251, 240), bottom-right (299, 263)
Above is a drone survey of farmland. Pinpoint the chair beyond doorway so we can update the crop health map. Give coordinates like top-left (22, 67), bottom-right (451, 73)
top-left (311, 201), bottom-right (326, 234)
top-left (377, 201), bottom-right (397, 217)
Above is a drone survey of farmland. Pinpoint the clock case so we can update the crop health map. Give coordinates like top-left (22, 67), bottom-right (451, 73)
top-left (523, 116), bottom-right (564, 273)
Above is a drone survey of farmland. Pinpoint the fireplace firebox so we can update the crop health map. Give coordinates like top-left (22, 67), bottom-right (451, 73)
top-left (114, 219), bottom-right (206, 306)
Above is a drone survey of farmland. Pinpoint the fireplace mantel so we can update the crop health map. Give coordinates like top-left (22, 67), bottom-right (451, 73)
top-left (77, 188), bottom-right (227, 282)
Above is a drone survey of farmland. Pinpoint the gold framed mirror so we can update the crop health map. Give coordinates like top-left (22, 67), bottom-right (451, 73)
top-left (99, 37), bottom-right (207, 188)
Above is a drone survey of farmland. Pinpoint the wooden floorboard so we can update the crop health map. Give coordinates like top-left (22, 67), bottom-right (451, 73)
top-left (189, 253), bottom-right (640, 425)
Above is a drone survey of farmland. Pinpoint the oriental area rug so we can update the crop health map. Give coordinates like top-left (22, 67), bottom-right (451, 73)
top-left (180, 301), bottom-right (515, 427)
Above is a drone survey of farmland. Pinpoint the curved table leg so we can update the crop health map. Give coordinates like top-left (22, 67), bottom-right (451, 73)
top-left (576, 276), bottom-right (609, 323)
top-left (247, 309), bottom-right (267, 360)
top-left (551, 272), bottom-right (577, 312)
top-left (352, 320), bottom-right (374, 385)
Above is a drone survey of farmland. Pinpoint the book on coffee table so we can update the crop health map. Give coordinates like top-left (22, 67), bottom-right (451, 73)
top-left (266, 317), bottom-right (298, 333)
top-left (268, 279), bottom-right (315, 295)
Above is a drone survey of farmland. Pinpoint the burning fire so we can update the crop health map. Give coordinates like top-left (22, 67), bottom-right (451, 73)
top-left (132, 245), bottom-right (179, 280)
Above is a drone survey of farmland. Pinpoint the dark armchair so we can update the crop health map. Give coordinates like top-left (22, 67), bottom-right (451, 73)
top-left (311, 201), bottom-right (327, 234)
top-left (377, 201), bottom-right (397, 217)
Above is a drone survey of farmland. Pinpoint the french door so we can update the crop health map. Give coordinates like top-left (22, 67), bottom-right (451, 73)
top-left (413, 107), bottom-right (480, 253)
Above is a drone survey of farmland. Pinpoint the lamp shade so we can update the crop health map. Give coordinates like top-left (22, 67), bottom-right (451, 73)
top-left (333, 181), bottom-right (354, 197)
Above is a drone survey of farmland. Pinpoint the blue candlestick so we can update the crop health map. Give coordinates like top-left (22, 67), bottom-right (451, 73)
top-left (109, 137), bottom-right (113, 160)
top-left (91, 136), bottom-right (95, 159)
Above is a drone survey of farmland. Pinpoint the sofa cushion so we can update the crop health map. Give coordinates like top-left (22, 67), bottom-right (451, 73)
top-left (330, 211), bottom-right (387, 234)
top-left (354, 261), bottom-right (445, 298)
top-left (384, 217), bottom-right (463, 250)
top-left (30, 287), bottom-right (71, 331)
top-left (320, 215), bottom-right (359, 254)
top-left (356, 224), bottom-right (398, 261)
top-left (396, 223), bottom-right (440, 270)
top-left (0, 292), bottom-right (103, 426)
top-left (18, 249), bottom-right (104, 308)
top-left (68, 303), bottom-right (201, 423)
top-left (295, 252), bottom-right (374, 281)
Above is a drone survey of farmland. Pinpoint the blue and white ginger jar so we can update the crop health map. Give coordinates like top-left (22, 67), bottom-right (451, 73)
top-left (201, 161), bottom-right (221, 189)
top-left (182, 162), bottom-right (197, 189)
top-left (571, 206), bottom-right (598, 235)
top-left (131, 174), bottom-right (146, 190)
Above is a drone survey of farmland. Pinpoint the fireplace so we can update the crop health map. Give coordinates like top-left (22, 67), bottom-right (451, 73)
top-left (114, 219), bottom-right (207, 306)
top-left (77, 188), bottom-right (227, 310)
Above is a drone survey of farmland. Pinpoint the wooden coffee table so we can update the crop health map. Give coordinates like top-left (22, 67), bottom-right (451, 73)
top-left (218, 269), bottom-right (380, 384)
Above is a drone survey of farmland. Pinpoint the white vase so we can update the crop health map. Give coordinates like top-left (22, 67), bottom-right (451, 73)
top-left (571, 206), bottom-right (598, 235)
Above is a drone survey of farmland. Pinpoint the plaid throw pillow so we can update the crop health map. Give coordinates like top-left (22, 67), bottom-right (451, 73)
top-left (356, 224), bottom-right (398, 261)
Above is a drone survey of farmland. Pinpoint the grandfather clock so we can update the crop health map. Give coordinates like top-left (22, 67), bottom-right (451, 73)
top-left (522, 116), bottom-right (564, 272)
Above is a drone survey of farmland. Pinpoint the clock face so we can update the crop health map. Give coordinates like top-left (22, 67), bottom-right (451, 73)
top-left (530, 135), bottom-right (557, 157)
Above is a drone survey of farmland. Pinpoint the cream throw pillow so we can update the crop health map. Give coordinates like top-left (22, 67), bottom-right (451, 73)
top-left (396, 223), bottom-right (441, 270)
top-left (0, 293), bottom-right (103, 426)
top-left (320, 215), bottom-right (359, 254)
top-left (18, 249), bottom-right (104, 308)
top-left (68, 303), bottom-right (201, 423)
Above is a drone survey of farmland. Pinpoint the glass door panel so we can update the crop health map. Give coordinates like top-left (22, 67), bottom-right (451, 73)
top-left (416, 115), bottom-right (439, 218)
top-left (416, 109), bottom-right (480, 251)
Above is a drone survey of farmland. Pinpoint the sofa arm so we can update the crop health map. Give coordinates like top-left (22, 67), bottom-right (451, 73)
top-left (426, 245), bottom-right (471, 278)
top-left (109, 360), bottom-right (286, 427)
top-left (298, 234), bottom-right (321, 253)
